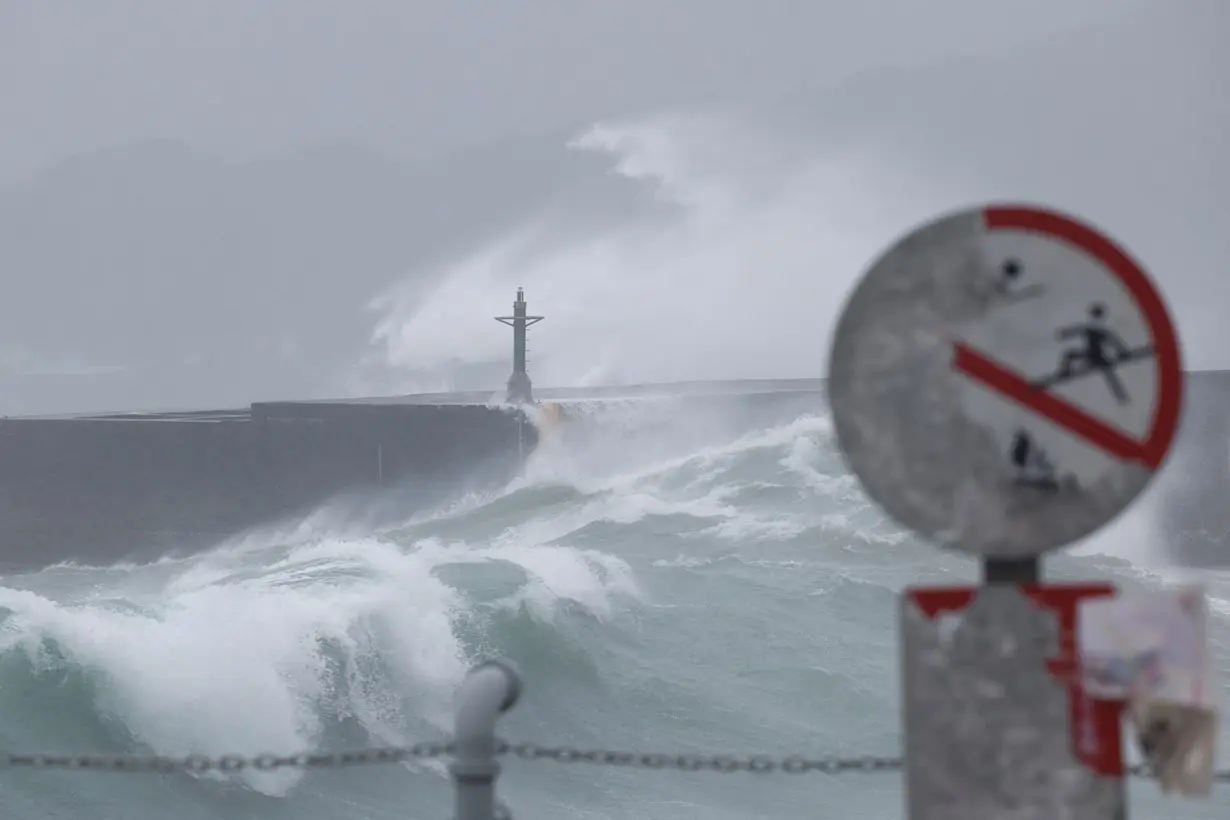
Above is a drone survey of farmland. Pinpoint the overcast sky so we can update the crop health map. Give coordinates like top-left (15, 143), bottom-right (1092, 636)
top-left (0, 0), bottom-right (1225, 412)
top-left (0, 0), bottom-right (1164, 181)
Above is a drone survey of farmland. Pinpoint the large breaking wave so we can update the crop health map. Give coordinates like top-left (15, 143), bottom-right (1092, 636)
top-left (0, 396), bottom-right (1227, 820)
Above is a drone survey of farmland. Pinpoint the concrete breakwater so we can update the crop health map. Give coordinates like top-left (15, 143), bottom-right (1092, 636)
top-left (0, 398), bottom-right (534, 572)
top-left (0, 370), bottom-right (1224, 574)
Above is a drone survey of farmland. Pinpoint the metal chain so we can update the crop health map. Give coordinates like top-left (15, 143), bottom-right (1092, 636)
top-left (0, 741), bottom-right (452, 773)
top-left (500, 743), bottom-right (1230, 781)
top-left (1, 740), bottom-right (1228, 783)
top-left (499, 741), bottom-right (901, 774)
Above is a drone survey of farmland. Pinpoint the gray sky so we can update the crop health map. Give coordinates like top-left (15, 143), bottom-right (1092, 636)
top-left (0, 0), bottom-right (1225, 413)
top-left (0, 0), bottom-right (1159, 181)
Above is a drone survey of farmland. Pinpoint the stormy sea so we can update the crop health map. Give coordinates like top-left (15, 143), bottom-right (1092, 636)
top-left (1, 31), bottom-right (1228, 810)
top-left (0, 394), bottom-right (1226, 820)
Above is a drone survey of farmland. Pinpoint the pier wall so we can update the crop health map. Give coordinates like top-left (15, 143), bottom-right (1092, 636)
top-left (0, 372), bottom-right (1226, 572)
top-left (0, 402), bottom-right (532, 570)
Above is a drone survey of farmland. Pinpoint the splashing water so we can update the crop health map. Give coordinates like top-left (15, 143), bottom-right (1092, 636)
top-left (0, 395), bottom-right (1225, 820)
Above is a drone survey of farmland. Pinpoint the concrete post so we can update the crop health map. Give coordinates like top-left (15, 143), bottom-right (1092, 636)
top-left (451, 659), bottom-right (522, 820)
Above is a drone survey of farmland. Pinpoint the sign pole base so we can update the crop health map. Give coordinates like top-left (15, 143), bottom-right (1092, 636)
top-left (982, 557), bottom-right (1040, 585)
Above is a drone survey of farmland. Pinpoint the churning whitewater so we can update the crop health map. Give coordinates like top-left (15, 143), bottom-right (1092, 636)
top-left (0, 399), bottom-right (1226, 820)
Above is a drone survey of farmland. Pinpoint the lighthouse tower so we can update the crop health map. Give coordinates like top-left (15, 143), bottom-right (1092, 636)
top-left (494, 287), bottom-right (544, 404)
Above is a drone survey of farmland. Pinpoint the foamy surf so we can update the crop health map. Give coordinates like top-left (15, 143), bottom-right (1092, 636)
top-left (0, 403), bottom-right (1225, 820)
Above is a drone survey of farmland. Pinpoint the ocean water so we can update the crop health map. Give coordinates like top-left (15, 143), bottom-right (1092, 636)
top-left (0, 398), bottom-right (1227, 820)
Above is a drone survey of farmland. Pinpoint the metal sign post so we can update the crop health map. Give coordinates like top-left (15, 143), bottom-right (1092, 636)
top-left (826, 202), bottom-right (1187, 820)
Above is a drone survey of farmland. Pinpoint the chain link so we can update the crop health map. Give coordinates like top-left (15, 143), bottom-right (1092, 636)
top-left (0, 741), bottom-right (452, 773)
top-left (1, 741), bottom-right (1228, 783)
top-left (1124, 762), bottom-right (1230, 782)
top-left (499, 741), bottom-right (901, 774)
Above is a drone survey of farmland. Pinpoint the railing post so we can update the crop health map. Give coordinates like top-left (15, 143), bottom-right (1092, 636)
top-left (450, 659), bottom-right (522, 820)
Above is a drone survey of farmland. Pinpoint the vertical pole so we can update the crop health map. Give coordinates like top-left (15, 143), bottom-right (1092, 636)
top-left (451, 659), bottom-right (522, 820)
top-left (981, 556), bottom-right (1040, 585)
top-left (512, 290), bottom-right (527, 376)
top-left (376, 443), bottom-right (384, 486)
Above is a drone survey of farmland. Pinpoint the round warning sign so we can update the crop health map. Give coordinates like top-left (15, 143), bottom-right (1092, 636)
top-left (827, 203), bottom-right (1184, 558)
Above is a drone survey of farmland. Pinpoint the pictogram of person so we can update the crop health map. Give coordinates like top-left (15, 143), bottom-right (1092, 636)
top-left (1053, 302), bottom-right (1133, 404)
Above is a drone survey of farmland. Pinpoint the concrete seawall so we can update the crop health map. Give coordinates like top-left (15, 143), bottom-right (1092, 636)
top-left (0, 400), bottom-right (534, 571)
top-left (0, 373), bottom-right (1225, 574)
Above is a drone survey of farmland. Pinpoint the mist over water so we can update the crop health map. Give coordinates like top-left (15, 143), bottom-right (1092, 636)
top-left (368, 113), bottom-right (970, 391)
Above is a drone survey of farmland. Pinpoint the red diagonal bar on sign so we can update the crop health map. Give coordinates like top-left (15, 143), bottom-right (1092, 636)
top-left (952, 343), bottom-right (1154, 466)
